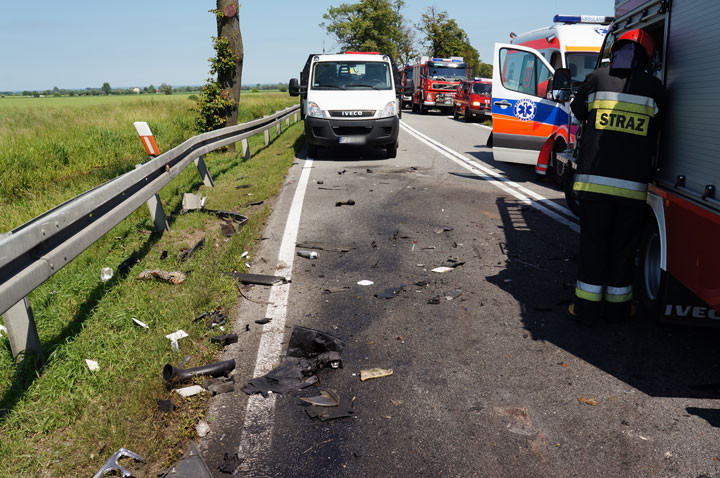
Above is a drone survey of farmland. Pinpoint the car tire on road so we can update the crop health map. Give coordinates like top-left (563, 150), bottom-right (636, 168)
top-left (637, 218), bottom-right (664, 319)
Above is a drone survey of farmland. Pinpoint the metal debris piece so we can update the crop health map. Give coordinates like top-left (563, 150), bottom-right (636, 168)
top-left (158, 442), bottom-right (212, 478)
top-left (360, 368), bottom-right (393, 381)
top-left (444, 258), bottom-right (465, 268)
top-left (157, 399), bottom-right (175, 412)
top-left (300, 389), bottom-right (341, 407)
top-left (100, 267), bottom-right (113, 282)
top-left (174, 385), bottom-right (205, 397)
top-left (230, 272), bottom-right (288, 285)
top-left (136, 269), bottom-right (186, 284)
top-left (297, 250), bottom-right (318, 259)
top-left (203, 377), bottom-right (236, 396)
top-left (178, 237), bottom-right (206, 262)
top-left (337, 169), bottom-right (346, 175)
top-left (242, 200), bottom-right (265, 207)
top-left (210, 333), bottom-right (238, 346)
top-left (165, 330), bottom-right (189, 352)
top-left (427, 296), bottom-right (441, 305)
top-left (335, 199), bottom-right (356, 207)
top-left (296, 242), bottom-right (353, 252)
top-left (255, 318), bottom-right (272, 325)
top-left (366, 168), bottom-right (373, 173)
top-left (374, 285), bottom-right (406, 299)
top-left (415, 281), bottom-right (429, 287)
top-left (204, 209), bottom-right (248, 226)
top-left (323, 286), bottom-right (351, 294)
top-left (93, 448), bottom-right (145, 478)
top-left (182, 193), bottom-right (206, 212)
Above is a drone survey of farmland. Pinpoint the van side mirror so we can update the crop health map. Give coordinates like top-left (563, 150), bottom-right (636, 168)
top-left (288, 78), bottom-right (300, 97)
top-left (548, 68), bottom-right (572, 103)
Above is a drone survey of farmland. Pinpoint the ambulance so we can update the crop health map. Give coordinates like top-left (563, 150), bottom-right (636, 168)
top-left (490, 15), bottom-right (611, 181)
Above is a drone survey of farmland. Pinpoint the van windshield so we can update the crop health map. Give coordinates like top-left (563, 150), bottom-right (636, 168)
top-left (565, 52), bottom-right (599, 87)
top-left (311, 61), bottom-right (392, 90)
top-left (472, 83), bottom-right (491, 95)
top-left (427, 65), bottom-right (467, 80)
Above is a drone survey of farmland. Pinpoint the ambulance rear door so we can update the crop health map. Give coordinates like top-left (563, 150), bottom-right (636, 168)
top-left (491, 43), bottom-right (567, 164)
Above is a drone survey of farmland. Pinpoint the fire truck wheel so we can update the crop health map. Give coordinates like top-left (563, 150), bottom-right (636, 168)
top-left (637, 218), bottom-right (664, 317)
top-left (453, 105), bottom-right (460, 120)
top-left (386, 141), bottom-right (398, 159)
top-left (419, 98), bottom-right (427, 115)
top-left (412, 101), bottom-right (418, 113)
top-left (307, 143), bottom-right (318, 159)
top-left (563, 173), bottom-right (581, 216)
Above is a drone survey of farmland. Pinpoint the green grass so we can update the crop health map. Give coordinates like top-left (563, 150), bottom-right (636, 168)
top-left (0, 93), bottom-right (302, 476)
top-left (0, 93), bottom-right (199, 109)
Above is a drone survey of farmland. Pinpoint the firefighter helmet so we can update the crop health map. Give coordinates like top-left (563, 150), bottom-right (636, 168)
top-left (612, 28), bottom-right (655, 63)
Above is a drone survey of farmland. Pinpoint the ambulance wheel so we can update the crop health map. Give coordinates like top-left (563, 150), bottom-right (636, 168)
top-left (453, 105), bottom-right (460, 120)
top-left (564, 173), bottom-right (581, 216)
top-left (637, 218), bottom-right (664, 317)
top-left (386, 141), bottom-right (398, 159)
top-left (307, 143), bottom-right (318, 159)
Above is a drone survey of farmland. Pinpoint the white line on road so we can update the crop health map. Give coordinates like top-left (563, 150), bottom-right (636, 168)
top-left (237, 157), bottom-right (314, 474)
top-left (400, 121), bottom-right (579, 232)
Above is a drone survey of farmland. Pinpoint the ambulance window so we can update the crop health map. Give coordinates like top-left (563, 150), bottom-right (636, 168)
top-left (499, 48), bottom-right (551, 98)
top-left (566, 52), bottom-right (599, 84)
top-left (550, 51), bottom-right (563, 70)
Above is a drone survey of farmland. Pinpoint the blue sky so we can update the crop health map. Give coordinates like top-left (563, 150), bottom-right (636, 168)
top-left (0, 0), bottom-right (612, 91)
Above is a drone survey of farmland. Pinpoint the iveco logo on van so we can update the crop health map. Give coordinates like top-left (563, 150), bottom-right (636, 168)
top-left (665, 304), bottom-right (720, 319)
top-left (329, 110), bottom-right (375, 118)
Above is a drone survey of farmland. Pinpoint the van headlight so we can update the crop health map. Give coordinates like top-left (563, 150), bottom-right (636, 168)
top-left (307, 101), bottom-right (325, 118)
top-left (380, 100), bottom-right (397, 118)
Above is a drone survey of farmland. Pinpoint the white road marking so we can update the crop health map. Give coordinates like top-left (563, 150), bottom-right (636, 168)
top-left (401, 121), bottom-right (579, 232)
top-left (237, 157), bottom-right (314, 473)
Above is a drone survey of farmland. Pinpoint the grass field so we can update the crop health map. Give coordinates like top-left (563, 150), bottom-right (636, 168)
top-left (0, 92), bottom-right (302, 476)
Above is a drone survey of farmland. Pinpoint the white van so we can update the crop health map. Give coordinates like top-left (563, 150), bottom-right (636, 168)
top-left (289, 52), bottom-right (400, 158)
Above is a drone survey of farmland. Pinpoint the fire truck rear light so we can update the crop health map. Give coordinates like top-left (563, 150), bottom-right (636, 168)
top-left (553, 14), bottom-right (613, 24)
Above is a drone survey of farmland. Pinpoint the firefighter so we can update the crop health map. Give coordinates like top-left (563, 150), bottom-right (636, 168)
top-left (568, 29), bottom-right (664, 323)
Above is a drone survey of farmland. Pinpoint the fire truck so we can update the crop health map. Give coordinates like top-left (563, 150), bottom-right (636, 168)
top-left (552, 0), bottom-right (720, 324)
top-left (410, 56), bottom-right (467, 115)
top-left (400, 65), bottom-right (413, 110)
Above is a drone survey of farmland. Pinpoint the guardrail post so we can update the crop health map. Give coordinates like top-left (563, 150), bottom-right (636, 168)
top-left (193, 155), bottom-right (215, 188)
top-left (241, 139), bottom-right (250, 160)
top-left (3, 297), bottom-right (43, 363)
top-left (294, 113), bottom-right (298, 123)
top-left (276, 121), bottom-right (282, 135)
top-left (264, 129), bottom-right (270, 146)
top-left (135, 164), bottom-right (169, 233)
top-left (285, 117), bottom-right (290, 127)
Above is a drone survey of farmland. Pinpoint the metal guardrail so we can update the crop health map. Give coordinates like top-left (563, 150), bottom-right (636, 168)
top-left (0, 104), bottom-right (300, 361)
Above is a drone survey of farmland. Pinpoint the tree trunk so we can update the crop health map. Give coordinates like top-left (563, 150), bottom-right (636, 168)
top-left (217, 0), bottom-right (243, 129)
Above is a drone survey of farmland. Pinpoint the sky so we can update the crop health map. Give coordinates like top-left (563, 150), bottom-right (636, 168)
top-left (0, 0), bottom-right (613, 92)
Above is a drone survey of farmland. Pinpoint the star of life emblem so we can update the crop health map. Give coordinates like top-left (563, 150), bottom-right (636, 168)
top-left (513, 98), bottom-right (537, 122)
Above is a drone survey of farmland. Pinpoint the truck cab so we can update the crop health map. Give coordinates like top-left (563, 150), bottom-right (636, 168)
top-left (289, 52), bottom-right (401, 159)
top-left (453, 78), bottom-right (492, 121)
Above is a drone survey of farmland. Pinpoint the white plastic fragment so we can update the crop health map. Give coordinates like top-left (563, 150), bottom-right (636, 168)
top-left (165, 329), bottom-right (189, 352)
top-left (196, 420), bottom-right (210, 437)
top-left (100, 267), bottom-right (113, 282)
top-left (431, 267), bottom-right (454, 273)
top-left (85, 359), bottom-right (99, 371)
top-left (357, 280), bottom-right (374, 286)
top-left (132, 317), bottom-right (149, 329)
top-left (174, 385), bottom-right (205, 397)
top-left (241, 251), bottom-right (248, 258)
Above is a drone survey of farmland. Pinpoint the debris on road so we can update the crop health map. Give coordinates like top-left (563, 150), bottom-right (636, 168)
top-left (323, 286), bottom-right (351, 294)
top-left (337, 169), bottom-right (346, 175)
top-left (287, 326), bottom-right (345, 359)
top-left (93, 448), bottom-right (144, 478)
top-left (240, 358), bottom-right (319, 396)
top-left (357, 280), bottom-right (374, 286)
top-left (434, 226), bottom-right (454, 234)
top-left (444, 258), bottom-right (465, 268)
top-left (432, 267), bottom-right (454, 273)
top-left (100, 267), bottom-right (113, 282)
top-left (390, 399), bottom-right (404, 406)
top-left (374, 286), bottom-right (405, 299)
top-left (158, 442), bottom-right (212, 478)
top-left (165, 330), bottom-right (189, 352)
top-left (137, 269), bottom-right (186, 285)
top-left (203, 377), bottom-right (236, 396)
top-left (196, 420), bottom-right (210, 437)
top-left (182, 193), bottom-right (206, 212)
top-left (157, 399), bottom-right (176, 412)
top-left (360, 368), bottom-right (393, 381)
top-left (178, 237), bottom-right (206, 262)
top-left (218, 452), bottom-right (242, 475)
top-left (132, 317), bottom-right (149, 329)
top-left (336, 199), bottom-right (356, 207)
top-left (445, 289), bottom-right (463, 300)
top-left (366, 168), bottom-right (373, 173)
top-left (254, 318), bottom-right (272, 325)
top-left (230, 272), bottom-right (288, 286)
top-left (297, 250), bottom-right (318, 260)
top-left (427, 296), bottom-right (441, 305)
top-left (577, 397), bottom-right (599, 406)
top-left (306, 402), bottom-right (354, 421)
top-left (174, 385), bottom-right (205, 398)
top-left (85, 359), bottom-right (99, 371)
top-left (210, 334), bottom-right (238, 346)
top-left (296, 242), bottom-right (353, 252)
top-left (163, 359), bottom-right (236, 385)
top-left (300, 389), bottom-right (341, 407)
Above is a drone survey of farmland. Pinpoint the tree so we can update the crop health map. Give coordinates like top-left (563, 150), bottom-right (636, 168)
top-left (101, 82), bottom-right (111, 95)
top-left (321, 0), bottom-right (412, 61)
top-left (159, 83), bottom-right (173, 95)
top-left (477, 62), bottom-right (493, 79)
top-left (416, 7), bottom-right (480, 76)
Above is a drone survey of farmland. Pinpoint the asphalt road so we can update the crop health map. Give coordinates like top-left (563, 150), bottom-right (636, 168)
top-left (198, 109), bottom-right (720, 478)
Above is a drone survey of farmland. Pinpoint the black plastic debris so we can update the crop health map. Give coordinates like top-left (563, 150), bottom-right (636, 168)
top-left (205, 209), bottom-right (248, 226)
top-left (337, 169), bottom-right (346, 175)
top-left (444, 258), bottom-right (465, 268)
top-left (305, 402), bottom-right (354, 421)
top-left (335, 199), bottom-right (356, 207)
top-left (158, 399), bottom-right (176, 413)
top-left (178, 237), bottom-right (206, 262)
top-left (287, 326), bottom-right (345, 359)
top-left (242, 200), bottom-right (265, 207)
top-left (296, 242), bottom-right (353, 252)
top-left (245, 324), bottom-right (250, 332)
top-left (230, 272), bottom-right (288, 286)
top-left (158, 442), bottom-right (212, 478)
top-left (203, 377), bottom-right (236, 395)
top-left (255, 318), bottom-right (272, 325)
top-left (211, 334), bottom-right (238, 346)
top-left (235, 184), bottom-right (252, 189)
top-left (374, 285), bottom-right (406, 299)
top-left (194, 309), bottom-right (227, 329)
top-left (415, 280), bottom-right (429, 287)
top-left (317, 180), bottom-right (324, 185)
top-left (163, 359), bottom-right (236, 385)
top-left (300, 389), bottom-right (340, 407)
top-left (427, 296), bottom-right (441, 305)
top-left (366, 168), bottom-right (373, 173)
top-left (220, 223), bottom-right (236, 237)
top-left (218, 453), bottom-right (243, 475)
top-left (93, 448), bottom-right (144, 478)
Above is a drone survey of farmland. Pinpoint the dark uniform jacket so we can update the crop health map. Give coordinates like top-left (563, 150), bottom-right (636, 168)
top-left (571, 66), bottom-right (664, 201)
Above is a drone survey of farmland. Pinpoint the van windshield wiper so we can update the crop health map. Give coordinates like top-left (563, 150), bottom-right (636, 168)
top-left (345, 84), bottom-right (381, 89)
top-left (315, 84), bottom-right (345, 90)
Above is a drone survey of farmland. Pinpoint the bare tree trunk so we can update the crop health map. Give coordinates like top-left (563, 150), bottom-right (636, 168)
top-left (217, 0), bottom-right (243, 129)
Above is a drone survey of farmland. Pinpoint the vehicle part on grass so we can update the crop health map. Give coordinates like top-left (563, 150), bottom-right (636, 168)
top-left (93, 448), bottom-right (145, 478)
top-left (203, 377), bottom-right (236, 395)
top-left (357, 280), bottom-right (374, 286)
top-left (255, 318), bottom-right (272, 325)
top-left (323, 286), bottom-right (352, 294)
top-left (229, 272), bottom-right (288, 286)
top-left (157, 399), bottom-right (176, 412)
top-left (100, 267), bottom-right (113, 282)
top-left (158, 442), bottom-right (212, 478)
top-left (374, 285), bottom-right (406, 299)
top-left (85, 359), bottom-right (99, 371)
top-left (220, 223), bottom-right (236, 237)
top-left (360, 368), bottom-right (393, 381)
top-left (297, 250), bottom-right (318, 260)
top-left (287, 326), bottom-right (345, 359)
top-left (300, 389), bottom-right (340, 407)
top-left (242, 199), bottom-right (265, 207)
top-left (159, 250), bottom-right (168, 260)
top-left (432, 267), bottom-right (454, 273)
top-left (196, 420), bottom-right (210, 437)
top-left (235, 184), bottom-right (252, 189)
top-left (178, 237), bottom-right (206, 262)
top-left (211, 333), bottom-right (238, 346)
top-left (335, 199), bottom-right (356, 207)
top-left (240, 251), bottom-right (248, 258)
top-left (132, 317), bottom-right (149, 329)
top-left (174, 385), bottom-right (205, 397)
top-left (296, 242), bottom-right (353, 252)
top-left (434, 227), bottom-right (454, 234)
top-left (163, 359), bottom-right (236, 385)
top-left (182, 193), bottom-right (206, 212)
top-left (204, 209), bottom-right (249, 227)
top-left (165, 330), bottom-right (189, 352)
top-left (218, 452), bottom-right (243, 474)
top-left (136, 269), bottom-right (186, 285)
top-left (117, 255), bottom-right (140, 276)
top-left (193, 309), bottom-right (227, 329)
top-left (305, 402), bottom-right (354, 421)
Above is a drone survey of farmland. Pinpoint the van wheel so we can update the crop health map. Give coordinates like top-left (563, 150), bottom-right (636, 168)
top-left (307, 143), bottom-right (318, 158)
top-left (637, 218), bottom-right (664, 318)
top-left (386, 141), bottom-right (398, 159)
top-left (564, 173), bottom-right (581, 216)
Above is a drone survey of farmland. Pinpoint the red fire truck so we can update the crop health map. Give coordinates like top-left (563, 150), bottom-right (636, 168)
top-left (410, 56), bottom-right (468, 114)
top-left (552, 0), bottom-right (720, 324)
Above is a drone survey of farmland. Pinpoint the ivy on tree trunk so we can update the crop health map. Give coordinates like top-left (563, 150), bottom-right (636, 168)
top-left (216, 0), bottom-right (244, 128)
